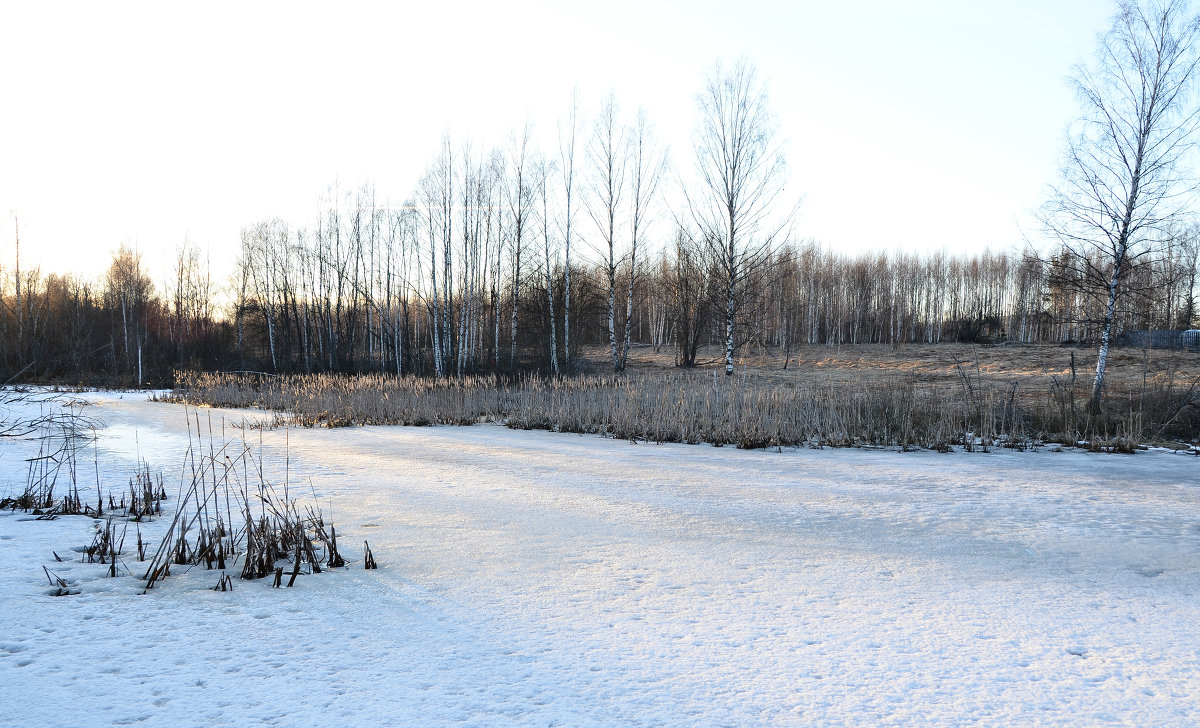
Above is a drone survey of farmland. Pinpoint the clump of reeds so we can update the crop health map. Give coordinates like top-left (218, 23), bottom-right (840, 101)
top-left (1, 403), bottom-right (102, 515)
top-left (139, 409), bottom-right (362, 592)
top-left (42, 565), bottom-right (78, 596)
top-left (83, 517), bottom-right (126, 577)
top-left (116, 463), bottom-right (168, 521)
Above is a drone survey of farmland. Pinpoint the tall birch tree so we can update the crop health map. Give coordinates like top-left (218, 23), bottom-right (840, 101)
top-left (585, 93), bottom-right (628, 371)
top-left (690, 58), bottom-right (791, 375)
top-left (1044, 0), bottom-right (1200, 410)
top-left (507, 124), bottom-right (535, 369)
top-left (624, 109), bottom-right (667, 369)
top-left (559, 91), bottom-right (580, 369)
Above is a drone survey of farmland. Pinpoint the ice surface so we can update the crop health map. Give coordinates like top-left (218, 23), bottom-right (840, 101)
top-left (1, 391), bottom-right (1198, 726)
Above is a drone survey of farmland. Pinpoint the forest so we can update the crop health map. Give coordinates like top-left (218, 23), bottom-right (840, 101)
top-left (2, 200), bottom-right (1197, 386)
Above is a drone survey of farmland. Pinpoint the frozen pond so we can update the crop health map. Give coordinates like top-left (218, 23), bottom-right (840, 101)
top-left (1, 392), bottom-right (1198, 726)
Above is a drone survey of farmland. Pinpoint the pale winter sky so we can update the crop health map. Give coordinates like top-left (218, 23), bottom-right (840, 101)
top-left (0, 0), bottom-right (1115, 286)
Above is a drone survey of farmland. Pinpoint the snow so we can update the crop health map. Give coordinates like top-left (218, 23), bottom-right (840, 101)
top-left (1, 390), bottom-right (1199, 726)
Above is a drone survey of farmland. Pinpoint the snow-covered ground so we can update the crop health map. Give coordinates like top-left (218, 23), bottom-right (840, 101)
top-left (1, 391), bottom-right (1198, 727)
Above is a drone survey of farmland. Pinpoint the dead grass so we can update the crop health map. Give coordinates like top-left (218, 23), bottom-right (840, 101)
top-left (613, 342), bottom-right (1200, 390)
top-left (0, 402), bottom-right (103, 516)
top-left (171, 343), bottom-right (1200, 451)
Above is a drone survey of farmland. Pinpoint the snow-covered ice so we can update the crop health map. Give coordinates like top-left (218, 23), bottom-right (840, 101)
top-left (1, 391), bottom-right (1198, 726)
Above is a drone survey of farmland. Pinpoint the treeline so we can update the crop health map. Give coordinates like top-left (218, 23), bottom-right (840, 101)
top-left (0, 244), bottom-right (226, 384)
top-left (744, 240), bottom-right (1199, 358)
top-left (3, 68), bottom-right (1198, 385)
top-left (218, 213), bottom-right (1200, 374)
top-left (2, 214), bottom-right (1196, 385)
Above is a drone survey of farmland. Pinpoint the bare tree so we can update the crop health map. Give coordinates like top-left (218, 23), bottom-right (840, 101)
top-left (669, 226), bottom-right (711, 368)
top-left (419, 138), bottom-right (454, 377)
top-left (103, 245), bottom-right (153, 383)
top-left (588, 99), bottom-right (667, 372)
top-left (689, 58), bottom-right (792, 375)
top-left (585, 93), bottom-right (628, 371)
top-left (10, 213), bottom-right (20, 357)
top-left (624, 109), bottom-right (667, 369)
top-left (169, 237), bottom-right (212, 364)
top-left (506, 123), bottom-right (535, 369)
top-left (559, 90), bottom-right (580, 369)
top-left (536, 154), bottom-right (560, 375)
top-left (1044, 0), bottom-right (1200, 409)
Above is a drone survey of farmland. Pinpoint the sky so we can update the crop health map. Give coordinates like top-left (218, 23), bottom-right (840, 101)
top-left (0, 0), bottom-right (1117, 287)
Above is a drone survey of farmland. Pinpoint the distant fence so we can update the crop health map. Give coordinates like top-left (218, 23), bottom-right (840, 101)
top-left (1118, 329), bottom-right (1200, 350)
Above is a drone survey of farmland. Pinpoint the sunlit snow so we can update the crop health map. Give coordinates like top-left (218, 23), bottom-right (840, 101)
top-left (1, 392), bottom-right (1197, 726)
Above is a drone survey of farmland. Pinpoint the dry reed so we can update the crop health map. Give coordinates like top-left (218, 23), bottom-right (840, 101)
top-left (169, 367), bottom-right (1199, 451)
top-left (139, 410), bottom-right (358, 592)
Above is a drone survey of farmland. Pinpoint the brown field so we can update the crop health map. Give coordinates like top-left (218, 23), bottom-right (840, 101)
top-left (605, 341), bottom-right (1200, 395)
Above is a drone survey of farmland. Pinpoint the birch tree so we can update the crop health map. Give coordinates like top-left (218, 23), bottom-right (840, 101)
top-left (559, 91), bottom-right (580, 369)
top-left (587, 97), bottom-right (667, 372)
top-left (10, 213), bottom-right (22, 361)
top-left (103, 245), bottom-right (153, 383)
top-left (1044, 0), bottom-right (1200, 410)
top-left (689, 58), bottom-right (791, 375)
top-left (585, 94), bottom-right (628, 371)
top-left (506, 124), bottom-right (535, 369)
top-left (419, 138), bottom-right (454, 377)
top-left (624, 109), bottom-right (667, 369)
top-left (537, 155), bottom-right (560, 375)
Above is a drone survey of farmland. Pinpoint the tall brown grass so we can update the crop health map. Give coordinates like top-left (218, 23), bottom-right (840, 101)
top-left (170, 368), bottom-right (1198, 451)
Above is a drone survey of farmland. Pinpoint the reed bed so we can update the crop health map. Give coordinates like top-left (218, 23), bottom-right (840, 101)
top-left (0, 394), bottom-right (364, 594)
top-left (171, 367), bottom-right (1198, 450)
top-left (139, 411), bottom-right (353, 592)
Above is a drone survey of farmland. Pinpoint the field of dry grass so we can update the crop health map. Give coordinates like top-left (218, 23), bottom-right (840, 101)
top-left (610, 341), bottom-right (1200, 392)
top-left (171, 342), bottom-right (1199, 451)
